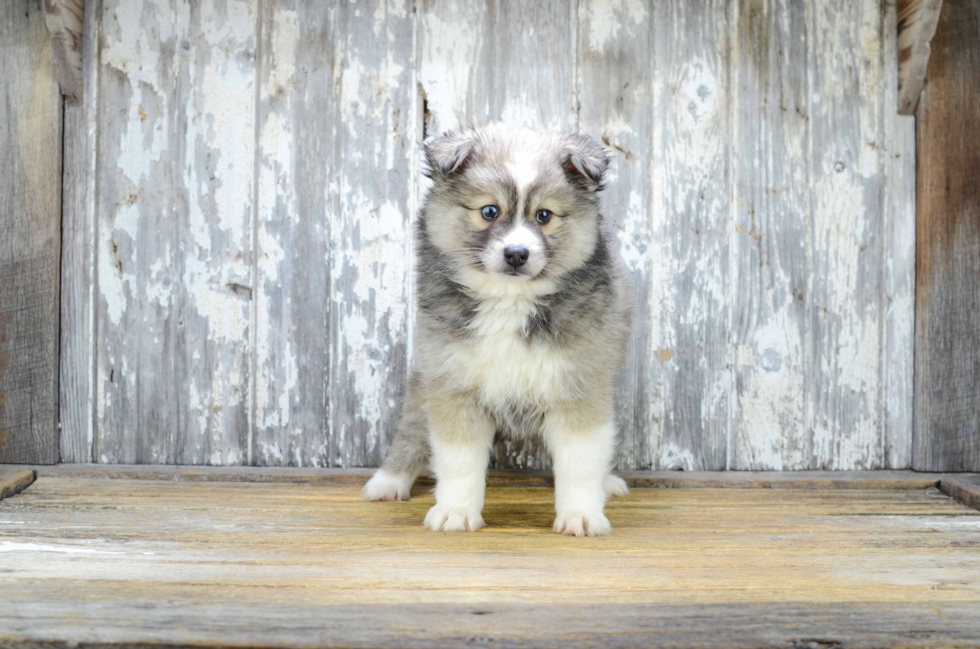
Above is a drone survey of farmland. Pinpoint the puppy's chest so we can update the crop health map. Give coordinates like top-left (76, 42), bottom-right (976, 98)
top-left (443, 297), bottom-right (570, 403)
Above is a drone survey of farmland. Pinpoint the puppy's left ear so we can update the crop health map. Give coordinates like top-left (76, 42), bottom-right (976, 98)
top-left (561, 133), bottom-right (609, 192)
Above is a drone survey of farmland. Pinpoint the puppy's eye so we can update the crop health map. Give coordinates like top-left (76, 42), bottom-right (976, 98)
top-left (481, 205), bottom-right (500, 221)
top-left (535, 209), bottom-right (553, 225)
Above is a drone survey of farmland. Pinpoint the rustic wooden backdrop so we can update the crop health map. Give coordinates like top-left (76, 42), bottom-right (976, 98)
top-left (57, 0), bottom-right (917, 471)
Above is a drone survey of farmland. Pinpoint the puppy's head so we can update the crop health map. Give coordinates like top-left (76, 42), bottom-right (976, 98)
top-left (422, 124), bottom-right (609, 283)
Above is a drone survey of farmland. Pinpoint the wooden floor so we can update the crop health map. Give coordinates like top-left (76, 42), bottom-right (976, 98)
top-left (2, 468), bottom-right (980, 648)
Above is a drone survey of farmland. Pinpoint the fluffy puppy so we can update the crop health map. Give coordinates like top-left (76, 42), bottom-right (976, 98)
top-left (363, 123), bottom-right (632, 537)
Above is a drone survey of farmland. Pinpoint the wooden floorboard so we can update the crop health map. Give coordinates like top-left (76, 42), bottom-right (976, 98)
top-left (1, 474), bottom-right (980, 647)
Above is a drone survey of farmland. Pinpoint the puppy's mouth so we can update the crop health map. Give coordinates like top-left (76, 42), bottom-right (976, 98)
top-left (497, 265), bottom-right (539, 280)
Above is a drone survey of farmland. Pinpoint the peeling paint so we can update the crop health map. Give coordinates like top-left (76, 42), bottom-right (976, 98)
top-left (78, 0), bottom-right (914, 472)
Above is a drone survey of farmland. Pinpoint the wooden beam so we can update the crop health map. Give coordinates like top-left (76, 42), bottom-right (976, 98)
top-left (41, 0), bottom-right (84, 105)
top-left (2, 464), bottom-right (962, 492)
top-left (0, 469), bottom-right (35, 501)
top-left (913, 0), bottom-right (980, 471)
top-left (897, 0), bottom-right (943, 114)
top-left (0, 0), bottom-right (64, 465)
top-left (941, 475), bottom-right (980, 511)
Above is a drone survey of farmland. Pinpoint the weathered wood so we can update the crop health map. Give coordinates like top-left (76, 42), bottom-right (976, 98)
top-left (882, 0), bottom-right (917, 470)
top-left (42, 0), bottom-right (85, 105)
top-left (1, 478), bottom-right (979, 647)
top-left (57, 0), bottom-right (918, 471)
top-left (95, 0), bottom-right (256, 464)
top-left (651, 0), bottom-right (732, 470)
top-left (59, 0), bottom-right (99, 464)
top-left (897, 0), bottom-right (943, 114)
top-left (730, 0), bottom-right (809, 470)
top-left (253, 0), bottom-right (415, 468)
top-left (0, 469), bottom-right (35, 501)
top-left (941, 475), bottom-right (980, 511)
top-left (0, 0), bottom-right (63, 465)
top-left (913, 0), bottom-right (980, 471)
top-left (807, 0), bottom-right (888, 469)
top-left (5, 602), bottom-right (980, 649)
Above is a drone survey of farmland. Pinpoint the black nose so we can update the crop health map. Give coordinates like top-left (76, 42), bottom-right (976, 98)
top-left (503, 245), bottom-right (529, 268)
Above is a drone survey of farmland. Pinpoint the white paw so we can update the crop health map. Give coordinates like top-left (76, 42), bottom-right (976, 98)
top-left (362, 470), bottom-right (413, 502)
top-left (553, 510), bottom-right (612, 537)
top-left (424, 504), bottom-right (485, 532)
top-left (603, 474), bottom-right (629, 498)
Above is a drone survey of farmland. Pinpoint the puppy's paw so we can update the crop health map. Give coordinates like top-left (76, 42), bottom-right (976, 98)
top-left (362, 470), bottom-right (413, 502)
top-left (553, 510), bottom-right (612, 537)
top-left (603, 474), bottom-right (629, 498)
top-left (424, 504), bottom-right (485, 532)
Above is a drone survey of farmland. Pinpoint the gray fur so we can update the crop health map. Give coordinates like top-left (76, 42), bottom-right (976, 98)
top-left (375, 123), bottom-right (632, 484)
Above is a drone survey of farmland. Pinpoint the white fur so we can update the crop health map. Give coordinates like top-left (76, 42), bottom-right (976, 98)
top-left (480, 223), bottom-right (547, 279)
top-left (424, 441), bottom-right (491, 532)
top-left (506, 155), bottom-right (539, 193)
top-left (603, 474), bottom-right (629, 498)
top-left (545, 420), bottom-right (616, 537)
top-left (425, 291), bottom-right (577, 408)
top-left (362, 469), bottom-right (414, 501)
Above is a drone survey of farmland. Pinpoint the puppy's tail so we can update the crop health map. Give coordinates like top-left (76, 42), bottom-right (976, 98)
top-left (362, 374), bottom-right (430, 501)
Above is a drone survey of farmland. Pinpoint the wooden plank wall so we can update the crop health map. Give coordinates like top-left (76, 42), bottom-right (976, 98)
top-left (913, 0), bottom-right (980, 471)
top-left (0, 0), bottom-right (64, 464)
top-left (59, 0), bottom-right (916, 471)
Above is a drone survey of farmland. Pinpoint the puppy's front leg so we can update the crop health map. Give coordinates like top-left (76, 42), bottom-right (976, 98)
top-left (423, 391), bottom-right (495, 533)
top-left (544, 411), bottom-right (616, 537)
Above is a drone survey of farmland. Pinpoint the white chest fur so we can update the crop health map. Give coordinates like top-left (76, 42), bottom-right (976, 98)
top-left (436, 295), bottom-right (572, 407)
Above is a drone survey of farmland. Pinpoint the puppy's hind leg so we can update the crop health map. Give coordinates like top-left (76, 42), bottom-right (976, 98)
top-left (363, 374), bottom-right (429, 502)
top-left (603, 474), bottom-right (629, 498)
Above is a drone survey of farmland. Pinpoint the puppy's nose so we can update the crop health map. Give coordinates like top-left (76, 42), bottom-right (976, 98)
top-left (503, 245), bottom-right (529, 268)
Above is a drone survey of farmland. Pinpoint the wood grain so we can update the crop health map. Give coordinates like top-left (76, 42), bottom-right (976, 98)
top-left (913, 0), bottom-right (980, 471)
top-left (59, 0), bottom-right (99, 463)
top-left (806, 0), bottom-right (888, 469)
top-left (1, 477), bottom-right (979, 647)
top-left (882, 0), bottom-right (917, 470)
top-left (0, 469), bottom-right (35, 501)
top-left (653, 0), bottom-right (732, 470)
top-left (94, 0), bottom-right (256, 464)
top-left (253, 1), bottom-right (415, 469)
top-left (730, 0), bottom-right (809, 470)
top-left (0, 0), bottom-right (63, 465)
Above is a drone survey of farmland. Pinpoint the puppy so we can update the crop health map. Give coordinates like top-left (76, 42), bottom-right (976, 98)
top-left (363, 124), bottom-right (632, 537)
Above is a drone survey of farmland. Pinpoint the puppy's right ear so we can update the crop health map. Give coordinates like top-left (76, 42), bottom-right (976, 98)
top-left (423, 130), bottom-right (476, 179)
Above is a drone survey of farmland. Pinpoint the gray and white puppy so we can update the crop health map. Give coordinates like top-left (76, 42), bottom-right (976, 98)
top-left (363, 123), bottom-right (632, 536)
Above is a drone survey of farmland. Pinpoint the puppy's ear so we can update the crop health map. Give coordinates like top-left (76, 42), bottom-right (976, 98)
top-left (423, 130), bottom-right (476, 179)
top-left (561, 133), bottom-right (609, 192)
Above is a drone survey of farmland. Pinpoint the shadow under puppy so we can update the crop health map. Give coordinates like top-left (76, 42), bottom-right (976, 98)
top-left (364, 124), bottom-right (633, 536)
